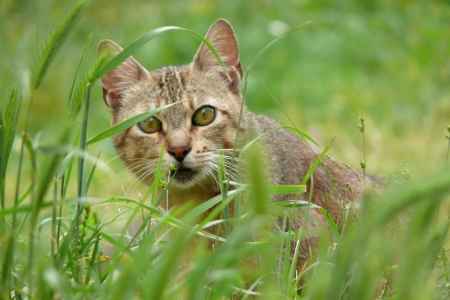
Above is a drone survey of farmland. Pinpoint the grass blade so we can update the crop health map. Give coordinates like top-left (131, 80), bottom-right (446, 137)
top-left (271, 184), bottom-right (306, 195)
top-left (27, 129), bottom-right (71, 293)
top-left (32, 0), bottom-right (88, 89)
top-left (301, 139), bottom-right (334, 185)
top-left (0, 89), bottom-right (21, 211)
top-left (246, 144), bottom-right (271, 215)
top-left (86, 103), bottom-right (175, 145)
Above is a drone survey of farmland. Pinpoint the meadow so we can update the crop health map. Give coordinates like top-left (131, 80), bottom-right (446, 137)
top-left (0, 0), bottom-right (449, 299)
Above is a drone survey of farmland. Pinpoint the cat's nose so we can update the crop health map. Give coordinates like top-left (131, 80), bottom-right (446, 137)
top-left (167, 145), bottom-right (192, 162)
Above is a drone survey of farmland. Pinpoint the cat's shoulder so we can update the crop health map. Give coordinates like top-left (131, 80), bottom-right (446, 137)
top-left (249, 113), bottom-right (310, 149)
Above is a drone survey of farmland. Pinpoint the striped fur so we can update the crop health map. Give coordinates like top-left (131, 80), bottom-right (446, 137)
top-left (100, 19), bottom-right (371, 235)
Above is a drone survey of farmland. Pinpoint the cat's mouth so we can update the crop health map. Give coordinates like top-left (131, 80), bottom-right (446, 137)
top-left (169, 166), bottom-right (199, 184)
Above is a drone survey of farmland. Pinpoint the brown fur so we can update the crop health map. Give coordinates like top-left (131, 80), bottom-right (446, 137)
top-left (99, 19), bottom-right (372, 266)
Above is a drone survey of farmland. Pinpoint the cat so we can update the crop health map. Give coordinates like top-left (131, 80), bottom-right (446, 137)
top-left (99, 19), bottom-right (372, 263)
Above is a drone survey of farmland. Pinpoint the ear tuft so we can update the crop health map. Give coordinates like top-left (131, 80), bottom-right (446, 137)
top-left (193, 19), bottom-right (240, 72)
top-left (98, 39), bottom-right (149, 109)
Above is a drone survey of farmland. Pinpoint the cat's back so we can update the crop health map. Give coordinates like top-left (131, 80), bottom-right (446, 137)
top-left (247, 112), bottom-right (367, 222)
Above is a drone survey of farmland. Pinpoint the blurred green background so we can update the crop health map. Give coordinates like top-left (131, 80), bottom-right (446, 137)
top-left (1, 0), bottom-right (449, 193)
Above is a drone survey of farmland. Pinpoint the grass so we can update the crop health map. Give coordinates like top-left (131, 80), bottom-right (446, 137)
top-left (1, 1), bottom-right (450, 299)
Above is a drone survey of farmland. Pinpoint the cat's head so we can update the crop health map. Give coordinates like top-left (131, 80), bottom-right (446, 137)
top-left (99, 19), bottom-right (243, 189)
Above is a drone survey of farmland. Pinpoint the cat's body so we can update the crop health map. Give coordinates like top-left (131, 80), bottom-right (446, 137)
top-left (247, 113), bottom-right (366, 222)
top-left (100, 19), bottom-right (371, 262)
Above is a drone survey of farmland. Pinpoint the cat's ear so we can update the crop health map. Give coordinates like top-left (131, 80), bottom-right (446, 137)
top-left (97, 39), bottom-right (149, 109)
top-left (193, 19), bottom-right (242, 91)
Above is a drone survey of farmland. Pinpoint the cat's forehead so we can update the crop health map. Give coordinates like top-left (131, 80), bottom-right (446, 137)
top-left (150, 65), bottom-right (230, 109)
top-left (152, 66), bottom-right (189, 104)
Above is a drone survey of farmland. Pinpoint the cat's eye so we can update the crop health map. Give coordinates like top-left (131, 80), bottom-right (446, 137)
top-left (192, 105), bottom-right (216, 126)
top-left (137, 116), bottom-right (162, 134)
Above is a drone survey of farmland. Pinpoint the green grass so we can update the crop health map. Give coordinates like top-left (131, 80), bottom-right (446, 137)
top-left (1, 1), bottom-right (450, 299)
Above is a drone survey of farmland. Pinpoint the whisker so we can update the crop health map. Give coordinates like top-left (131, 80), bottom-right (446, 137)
top-left (205, 162), bottom-right (220, 189)
top-left (206, 159), bottom-right (240, 183)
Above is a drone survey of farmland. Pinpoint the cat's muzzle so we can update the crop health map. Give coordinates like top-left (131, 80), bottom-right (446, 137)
top-left (169, 165), bottom-right (198, 184)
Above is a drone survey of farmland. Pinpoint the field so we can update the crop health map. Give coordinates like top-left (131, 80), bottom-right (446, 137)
top-left (1, 0), bottom-right (449, 299)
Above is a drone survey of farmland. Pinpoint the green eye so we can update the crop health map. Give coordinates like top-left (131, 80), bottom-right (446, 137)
top-left (192, 105), bottom-right (216, 126)
top-left (137, 116), bottom-right (162, 134)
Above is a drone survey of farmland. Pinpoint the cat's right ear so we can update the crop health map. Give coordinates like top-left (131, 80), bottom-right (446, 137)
top-left (97, 39), bottom-right (149, 109)
top-left (193, 19), bottom-right (242, 75)
top-left (192, 20), bottom-right (242, 95)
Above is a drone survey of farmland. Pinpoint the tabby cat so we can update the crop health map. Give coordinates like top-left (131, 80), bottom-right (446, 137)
top-left (99, 19), bottom-right (370, 260)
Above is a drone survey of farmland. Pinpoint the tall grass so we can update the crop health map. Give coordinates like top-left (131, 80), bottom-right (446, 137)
top-left (0, 3), bottom-right (449, 300)
top-left (0, 90), bottom-right (21, 212)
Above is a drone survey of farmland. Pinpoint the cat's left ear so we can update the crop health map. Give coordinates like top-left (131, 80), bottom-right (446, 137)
top-left (193, 19), bottom-right (242, 93)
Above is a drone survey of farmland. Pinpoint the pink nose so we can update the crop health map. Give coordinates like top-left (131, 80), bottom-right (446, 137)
top-left (167, 145), bottom-right (191, 162)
